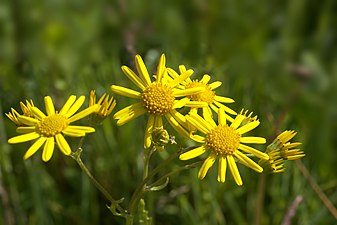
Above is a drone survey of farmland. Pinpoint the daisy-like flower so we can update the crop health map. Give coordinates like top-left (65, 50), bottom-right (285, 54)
top-left (7, 95), bottom-right (98, 162)
top-left (167, 65), bottom-right (237, 121)
top-left (6, 100), bottom-right (35, 125)
top-left (89, 90), bottom-right (116, 124)
top-left (259, 130), bottom-right (304, 173)
top-left (179, 108), bottom-right (269, 185)
top-left (111, 54), bottom-right (207, 148)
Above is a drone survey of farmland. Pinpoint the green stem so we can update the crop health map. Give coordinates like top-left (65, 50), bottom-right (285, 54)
top-left (143, 147), bottom-right (154, 179)
top-left (70, 149), bottom-right (125, 216)
top-left (125, 215), bottom-right (134, 225)
top-left (127, 147), bottom-right (189, 215)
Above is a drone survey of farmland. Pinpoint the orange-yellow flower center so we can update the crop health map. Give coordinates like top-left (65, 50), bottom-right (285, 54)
top-left (206, 125), bottom-right (240, 155)
top-left (37, 114), bottom-right (69, 137)
top-left (141, 83), bottom-right (175, 115)
top-left (185, 81), bottom-right (215, 105)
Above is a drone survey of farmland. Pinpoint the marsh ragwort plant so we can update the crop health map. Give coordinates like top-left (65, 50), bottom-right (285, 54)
top-left (6, 53), bottom-right (305, 225)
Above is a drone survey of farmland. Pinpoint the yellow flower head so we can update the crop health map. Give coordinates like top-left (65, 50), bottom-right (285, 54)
top-left (258, 130), bottom-right (304, 173)
top-left (180, 108), bottom-right (269, 186)
top-left (167, 65), bottom-right (237, 122)
top-left (6, 100), bottom-right (35, 125)
top-left (111, 54), bottom-right (207, 149)
top-left (7, 95), bottom-right (98, 162)
top-left (89, 90), bottom-right (116, 124)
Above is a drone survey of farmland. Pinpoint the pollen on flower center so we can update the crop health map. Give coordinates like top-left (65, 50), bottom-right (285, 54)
top-left (37, 114), bottom-right (69, 137)
top-left (206, 125), bottom-right (240, 155)
top-left (186, 82), bottom-right (215, 105)
top-left (141, 83), bottom-right (175, 115)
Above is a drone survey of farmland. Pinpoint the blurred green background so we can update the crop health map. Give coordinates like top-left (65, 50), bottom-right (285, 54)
top-left (1, 0), bottom-right (337, 224)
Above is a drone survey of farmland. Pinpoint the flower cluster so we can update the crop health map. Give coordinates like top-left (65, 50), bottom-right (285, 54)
top-left (6, 53), bottom-right (305, 186)
top-left (110, 54), bottom-right (301, 185)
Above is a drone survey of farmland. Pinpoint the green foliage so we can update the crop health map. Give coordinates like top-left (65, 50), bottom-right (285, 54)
top-left (1, 0), bottom-right (337, 224)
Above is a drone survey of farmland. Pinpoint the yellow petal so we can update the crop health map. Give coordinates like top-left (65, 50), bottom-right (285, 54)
top-left (121, 65), bottom-right (146, 90)
top-left (200, 74), bottom-right (211, 84)
top-left (170, 109), bottom-right (187, 125)
top-left (167, 67), bottom-right (179, 79)
top-left (198, 153), bottom-right (216, 180)
top-left (217, 156), bottom-right (227, 183)
top-left (209, 81), bottom-right (222, 90)
top-left (178, 65), bottom-right (187, 74)
top-left (172, 98), bottom-right (190, 109)
top-left (42, 137), bottom-right (55, 162)
top-left (213, 101), bottom-right (237, 115)
top-left (65, 125), bottom-right (95, 133)
top-left (114, 103), bottom-right (144, 119)
top-left (66, 96), bottom-right (85, 118)
top-left (31, 107), bottom-right (46, 120)
top-left (234, 151), bottom-right (263, 173)
top-left (168, 69), bottom-right (194, 87)
top-left (184, 101), bottom-right (208, 108)
top-left (186, 113), bottom-right (212, 134)
top-left (18, 115), bottom-right (39, 126)
top-left (135, 55), bottom-right (152, 86)
top-left (144, 115), bottom-right (155, 149)
top-left (156, 54), bottom-right (166, 82)
top-left (236, 120), bottom-right (260, 135)
top-left (179, 146), bottom-right (206, 160)
top-left (68, 105), bottom-right (98, 123)
top-left (172, 87), bottom-right (205, 97)
top-left (218, 107), bottom-right (227, 126)
top-left (44, 96), bottom-right (55, 116)
top-left (55, 134), bottom-right (71, 155)
top-left (23, 137), bottom-right (47, 160)
top-left (59, 95), bottom-right (77, 115)
top-left (62, 128), bottom-right (86, 137)
top-left (240, 136), bottom-right (266, 144)
top-left (110, 85), bottom-right (141, 99)
top-left (230, 114), bottom-right (246, 129)
top-left (202, 107), bottom-right (216, 128)
top-left (189, 134), bottom-right (206, 143)
top-left (165, 113), bottom-right (190, 139)
top-left (214, 96), bottom-right (235, 103)
top-left (227, 155), bottom-right (243, 186)
top-left (238, 144), bottom-right (269, 160)
top-left (8, 132), bottom-right (40, 144)
top-left (16, 126), bottom-right (36, 134)
top-left (277, 130), bottom-right (297, 143)
top-left (115, 105), bottom-right (146, 126)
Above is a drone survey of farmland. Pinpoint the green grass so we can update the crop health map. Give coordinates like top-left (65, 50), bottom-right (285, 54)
top-left (1, 0), bottom-right (337, 224)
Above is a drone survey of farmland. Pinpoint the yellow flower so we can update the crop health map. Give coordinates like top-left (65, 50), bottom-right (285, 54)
top-left (111, 54), bottom-right (207, 148)
top-left (259, 130), bottom-right (304, 173)
top-left (89, 90), bottom-right (116, 124)
top-left (167, 65), bottom-right (237, 122)
top-left (7, 95), bottom-right (98, 162)
top-left (6, 100), bottom-right (35, 125)
top-left (179, 108), bottom-right (269, 185)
